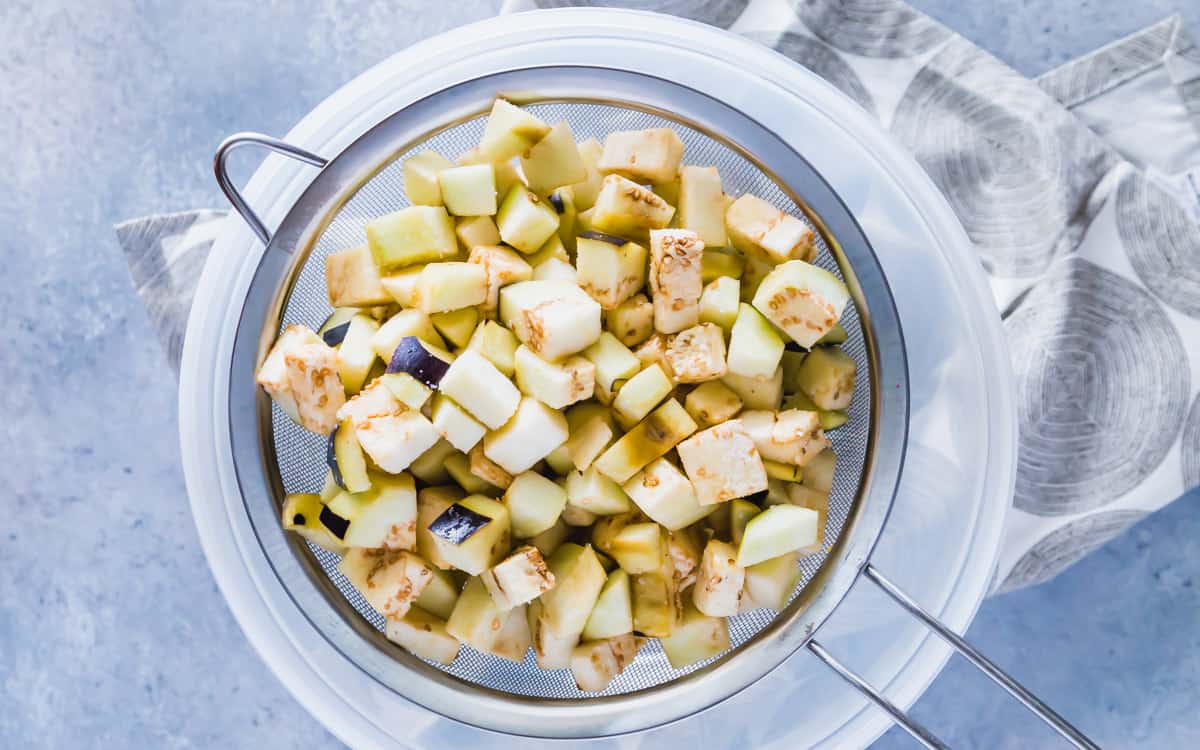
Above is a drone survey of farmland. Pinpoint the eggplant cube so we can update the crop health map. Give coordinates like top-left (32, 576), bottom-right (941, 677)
top-left (677, 422), bottom-right (768, 505)
top-left (751, 260), bottom-right (850, 348)
top-left (632, 334), bottom-right (674, 382)
top-left (659, 599), bottom-right (730, 669)
top-left (607, 293), bottom-right (655, 347)
top-left (481, 545), bottom-right (556, 610)
top-left (736, 505), bottom-right (820, 567)
top-left (786, 484), bottom-right (829, 554)
top-left (281, 493), bottom-right (346, 553)
top-left (738, 409), bottom-right (828, 467)
top-left (582, 569), bottom-right (634, 640)
top-left (532, 256), bottom-right (577, 282)
top-left (528, 598), bottom-right (576, 670)
top-left (455, 214), bottom-right (502, 250)
top-left (469, 442), bottom-right (514, 489)
top-left (371, 309), bottom-right (446, 362)
top-left (445, 577), bottom-right (506, 652)
top-left (325, 244), bottom-right (393, 307)
top-left (576, 236), bottom-right (647, 310)
top-left (683, 380), bottom-right (743, 428)
top-left (403, 150), bottom-right (454, 206)
top-left (566, 466), bottom-right (633, 516)
top-left (582, 332), bottom-right (642, 394)
top-left (631, 569), bottom-right (676, 638)
top-left (591, 175), bottom-right (675, 237)
top-left (366, 205), bottom-right (458, 271)
top-left (333, 315), bottom-right (380, 396)
top-left (665, 323), bottom-right (728, 384)
top-left (540, 543), bottom-right (608, 639)
top-left (726, 193), bottom-right (815, 264)
top-left (677, 165), bottom-right (728, 247)
top-left (338, 377), bottom-right (402, 427)
top-left (520, 120), bottom-right (587, 194)
top-left (496, 185), bottom-right (560, 253)
top-left (609, 522), bottom-right (664, 575)
top-left (692, 539), bottom-right (744, 617)
top-left (386, 607), bottom-right (461, 665)
top-left (483, 397), bottom-right (569, 475)
top-left (336, 471), bottom-right (418, 550)
top-left (701, 248), bottom-right (745, 284)
top-left (570, 138), bottom-right (605, 211)
top-left (624, 457), bottom-right (715, 531)
top-left (478, 98), bottom-right (551, 162)
top-left (432, 494), bottom-right (511, 575)
top-left (466, 319), bottom-right (520, 376)
top-left (430, 307), bottom-right (479, 349)
top-left (597, 128), bottom-right (684, 184)
top-left (667, 528), bottom-right (703, 591)
top-left (416, 485), bottom-right (464, 569)
top-left (380, 266), bottom-right (422, 307)
top-left (414, 261), bottom-right (488, 314)
top-left (282, 342), bottom-right (346, 435)
top-left (486, 604), bottom-right (532, 662)
top-left (727, 303), bottom-right (785, 379)
top-left (338, 548), bottom-right (434, 621)
top-left (257, 325), bottom-right (341, 431)
top-left (570, 634), bottom-right (643, 692)
top-left (648, 229), bottom-right (704, 334)
top-left (409, 439), bottom-right (457, 486)
top-left (514, 345), bottom-right (595, 409)
top-left (699, 276), bottom-right (740, 332)
top-left (743, 551), bottom-right (802, 611)
top-left (722, 366), bottom-right (784, 411)
top-left (437, 163), bottom-right (497, 217)
top-left (379, 372), bottom-right (431, 411)
top-left (794, 346), bottom-right (857, 410)
top-left (431, 394), bottom-right (487, 452)
top-left (414, 568), bottom-right (461, 620)
top-left (565, 415), bottom-right (614, 471)
top-left (529, 519), bottom-right (570, 559)
top-left (500, 280), bottom-right (602, 361)
top-left (504, 471), bottom-right (568, 538)
top-left (594, 398), bottom-right (697, 483)
top-left (354, 411), bottom-right (440, 474)
top-left (802, 448), bottom-right (837, 494)
top-left (468, 244), bottom-right (533, 316)
top-left (438, 349), bottom-right (521, 429)
top-left (612, 364), bottom-right (674, 428)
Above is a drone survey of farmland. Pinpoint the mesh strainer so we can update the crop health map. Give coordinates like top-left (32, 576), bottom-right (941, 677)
top-left (215, 65), bottom-right (1095, 748)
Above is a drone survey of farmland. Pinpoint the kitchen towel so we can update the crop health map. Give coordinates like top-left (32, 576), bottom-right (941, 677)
top-left (117, 0), bottom-right (1200, 592)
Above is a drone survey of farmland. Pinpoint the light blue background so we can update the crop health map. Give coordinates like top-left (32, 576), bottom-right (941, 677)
top-left (2, 1), bottom-right (1197, 748)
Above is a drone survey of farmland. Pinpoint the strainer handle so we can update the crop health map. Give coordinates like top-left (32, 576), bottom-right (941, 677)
top-left (213, 133), bottom-right (329, 245)
top-left (807, 565), bottom-right (1101, 750)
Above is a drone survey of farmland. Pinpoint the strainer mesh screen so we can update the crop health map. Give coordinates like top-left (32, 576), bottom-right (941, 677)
top-left (269, 103), bottom-right (871, 698)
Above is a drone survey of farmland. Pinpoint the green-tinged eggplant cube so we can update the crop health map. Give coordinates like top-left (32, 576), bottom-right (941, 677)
top-left (483, 397), bottom-right (570, 475)
top-left (445, 577), bottom-right (506, 652)
top-left (410, 440), bottom-right (457, 486)
top-left (504, 471), bottom-right (568, 538)
top-left (566, 466), bottom-right (633, 516)
top-left (430, 307), bottom-right (479, 349)
top-left (380, 266), bottom-right (422, 307)
top-left (550, 187), bottom-right (578, 252)
top-left (633, 334), bottom-right (674, 381)
top-left (651, 176), bottom-right (680, 207)
top-left (565, 415), bottom-right (614, 472)
top-left (338, 548), bottom-right (434, 621)
top-left (561, 503), bottom-right (598, 527)
top-left (736, 505), bottom-right (820, 567)
top-left (607, 293), bottom-right (655, 348)
top-left (446, 452), bottom-right (501, 496)
top-left (677, 421), bottom-right (768, 505)
top-left (439, 349), bottom-right (521, 429)
top-left (659, 598), bottom-right (730, 669)
top-left (728, 498), bottom-right (759, 545)
top-left (404, 150), bottom-right (454, 206)
top-left (370, 310), bottom-right (447, 363)
top-left (281, 493), bottom-right (346, 553)
top-left (701, 248), bottom-right (745, 284)
top-left (591, 174), bottom-right (675, 237)
top-left (332, 471), bottom-right (417, 549)
top-left (738, 409), bottom-right (828, 467)
top-left (794, 346), bottom-right (857, 410)
top-left (414, 261), bottom-right (488, 313)
top-left (514, 345), bottom-right (595, 409)
top-left (438, 163), bottom-right (497, 217)
top-left (496, 185), bottom-right (560, 253)
top-left (416, 485), bottom-right (464, 569)
top-left (609, 522), bottom-right (664, 574)
top-left (678, 165), bottom-right (728, 247)
top-left (582, 332), bottom-right (642, 393)
top-left (612, 364), bottom-right (674, 428)
top-left (570, 634), bottom-right (643, 692)
top-left (648, 229), bottom-right (704, 334)
top-left (544, 444), bottom-right (575, 476)
top-left (684, 380), bottom-right (743, 428)
top-left (500, 280), bottom-right (602, 361)
top-left (414, 568), bottom-right (460, 620)
top-left (478, 99), bottom-right (552, 162)
top-left (367, 206), bottom-right (458, 271)
top-left (787, 484), bottom-right (828, 554)
top-left (597, 128), bottom-right (684, 184)
top-left (726, 193), bottom-right (816, 264)
top-left (802, 448), bottom-right (836, 493)
top-left (457, 147), bottom-right (524, 199)
top-left (727, 303), bottom-right (784, 379)
top-left (431, 393), bottom-right (487, 452)
top-left (540, 543), bottom-right (608, 639)
top-left (466, 319), bottom-right (519, 376)
top-left (432, 494), bottom-right (511, 575)
top-left (576, 235), bottom-right (647, 309)
top-left (722, 367), bottom-right (783, 411)
top-left (740, 254), bottom-right (773, 303)
top-left (665, 323), bottom-right (728, 384)
top-left (751, 260), bottom-right (850, 348)
top-left (455, 214), bottom-right (501, 250)
top-left (379, 372), bottom-right (431, 410)
top-left (593, 398), bottom-right (698, 484)
top-left (481, 545), bottom-right (556, 610)
top-left (631, 569), bottom-right (675, 638)
top-left (520, 121), bottom-right (587, 194)
top-left (468, 244), bottom-right (532, 316)
top-left (624, 457), bottom-right (715, 531)
top-left (582, 569), bottom-right (634, 640)
top-left (325, 244), bottom-right (393, 307)
top-left (742, 551), bottom-right (801, 611)
top-left (692, 539), bottom-right (744, 617)
top-left (570, 138), bottom-right (605, 210)
top-left (336, 315), bottom-right (381, 395)
top-left (699, 275), bottom-right (740, 331)
top-left (529, 518), bottom-right (570, 559)
top-left (386, 606), bottom-right (461, 665)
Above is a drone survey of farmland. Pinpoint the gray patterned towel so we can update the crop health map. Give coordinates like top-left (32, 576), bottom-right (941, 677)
top-left (117, 0), bottom-right (1200, 592)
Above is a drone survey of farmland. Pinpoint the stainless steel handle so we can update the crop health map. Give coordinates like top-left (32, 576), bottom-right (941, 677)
top-left (213, 133), bottom-right (328, 245)
top-left (808, 564), bottom-right (1101, 750)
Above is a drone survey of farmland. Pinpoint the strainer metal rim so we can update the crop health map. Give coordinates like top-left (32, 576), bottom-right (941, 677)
top-left (223, 64), bottom-right (908, 738)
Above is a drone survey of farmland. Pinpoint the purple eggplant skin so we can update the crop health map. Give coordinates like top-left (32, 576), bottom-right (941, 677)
top-left (321, 321), bottom-right (352, 347)
top-left (578, 229), bottom-right (625, 246)
top-left (319, 505), bottom-right (350, 539)
top-left (548, 191), bottom-right (566, 213)
top-left (326, 427), bottom-right (346, 490)
top-left (386, 336), bottom-right (450, 388)
top-left (429, 503), bottom-right (492, 545)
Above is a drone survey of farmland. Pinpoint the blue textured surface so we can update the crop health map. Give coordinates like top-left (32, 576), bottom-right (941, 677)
top-left (1, 1), bottom-right (1196, 748)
